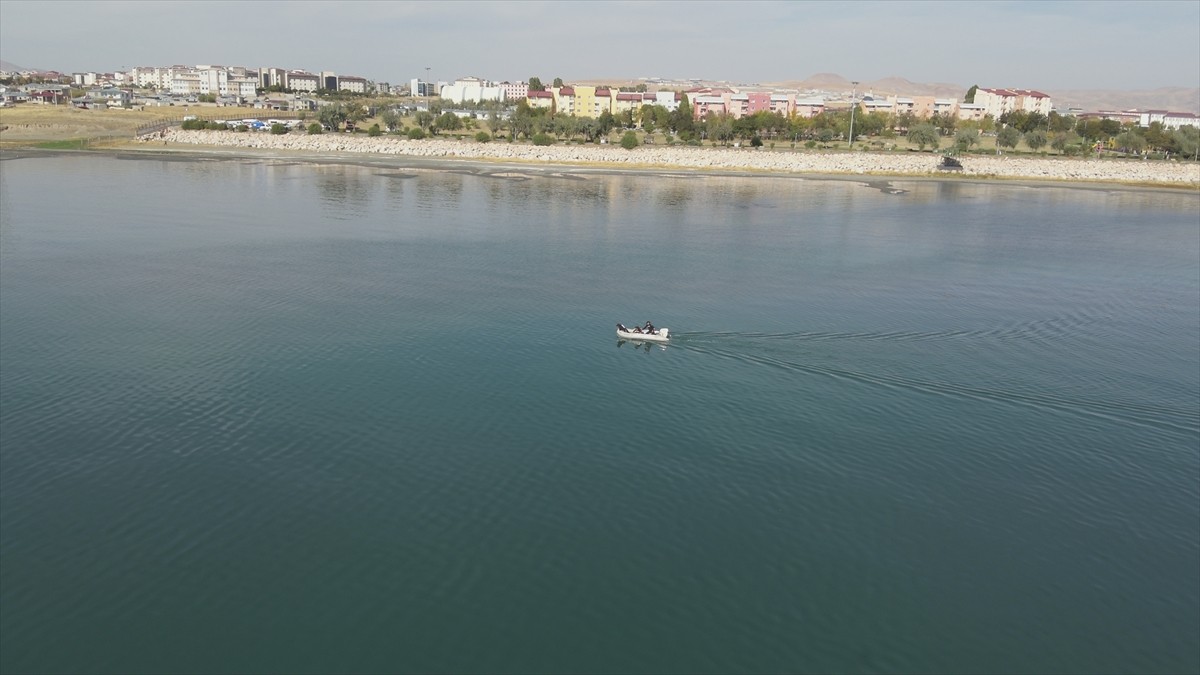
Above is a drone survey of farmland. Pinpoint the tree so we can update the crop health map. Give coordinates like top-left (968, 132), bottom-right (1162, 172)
top-left (552, 77), bottom-right (564, 88)
top-left (344, 104), bottom-right (367, 127)
top-left (434, 111), bottom-right (462, 134)
top-left (414, 110), bottom-right (434, 132)
top-left (317, 105), bottom-right (342, 131)
top-left (964, 84), bottom-right (978, 103)
top-left (672, 94), bottom-right (695, 136)
top-left (308, 122), bottom-right (323, 135)
top-left (907, 123), bottom-right (939, 151)
top-left (1050, 132), bottom-right (1071, 153)
top-left (380, 109), bottom-right (402, 131)
top-left (639, 104), bottom-right (657, 132)
top-left (475, 131), bottom-right (491, 143)
top-left (596, 110), bottom-right (615, 137)
top-left (997, 126), bottom-right (1021, 150)
top-left (270, 123), bottom-right (288, 135)
top-left (527, 77), bottom-right (545, 92)
top-left (954, 128), bottom-right (978, 152)
top-left (406, 127), bottom-right (425, 140)
top-left (620, 130), bottom-right (639, 149)
top-left (1114, 131), bottom-right (1145, 154)
top-left (1024, 129), bottom-right (1048, 152)
top-left (930, 111), bottom-right (957, 135)
top-left (532, 132), bottom-right (554, 146)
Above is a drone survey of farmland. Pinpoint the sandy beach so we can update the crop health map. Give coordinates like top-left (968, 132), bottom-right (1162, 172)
top-left (137, 128), bottom-right (1200, 187)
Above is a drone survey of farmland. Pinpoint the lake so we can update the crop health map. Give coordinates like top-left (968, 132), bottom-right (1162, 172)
top-left (1, 153), bottom-right (1198, 674)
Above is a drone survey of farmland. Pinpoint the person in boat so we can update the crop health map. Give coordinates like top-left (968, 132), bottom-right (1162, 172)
top-left (643, 321), bottom-right (655, 334)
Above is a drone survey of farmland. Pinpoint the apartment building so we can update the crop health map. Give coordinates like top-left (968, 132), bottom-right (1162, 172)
top-left (973, 87), bottom-right (1052, 118)
top-left (286, 71), bottom-right (320, 93)
top-left (337, 76), bottom-right (368, 94)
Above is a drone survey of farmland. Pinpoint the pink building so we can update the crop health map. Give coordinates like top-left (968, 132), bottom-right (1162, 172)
top-left (501, 81), bottom-right (528, 101)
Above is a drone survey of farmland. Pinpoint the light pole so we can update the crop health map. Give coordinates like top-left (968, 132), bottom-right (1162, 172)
top-left (848, 81), bottom-right (859, 150)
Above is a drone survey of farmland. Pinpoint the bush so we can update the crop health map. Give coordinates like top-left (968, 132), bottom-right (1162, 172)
top-left (805, 140), bottom-right (817, 149)
top-left (750, 136), bottom-right (763, 148)
top-left (181, 118), bottom-right (203, 130)
top-left (236, 124), bottom-right (249, 132)
top-left (620, 131), bottom-right (639, 150)
top-left (532, 133), bottom-right (554, 146)
top-left (270, 123), bottom-right (288, 135)
top-left (308, 123), bottom-right (322, 135)
top-left (407, 128), bottom-right (426, 140)
top-left (368, 124), bottom-right (382, 137)
top-left (475, 131), bottom-right (491, 143)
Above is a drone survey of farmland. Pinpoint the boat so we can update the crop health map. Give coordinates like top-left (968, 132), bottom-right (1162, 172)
top-left (616, 323), bottom-right (670, 342)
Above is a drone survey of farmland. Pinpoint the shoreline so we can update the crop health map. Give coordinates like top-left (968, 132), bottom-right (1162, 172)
top-left (7, 130), bottom-right (1200, 191)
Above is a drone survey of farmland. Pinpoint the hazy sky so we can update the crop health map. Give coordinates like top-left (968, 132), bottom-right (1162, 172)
top-left (2, 0), bottom-right (1198, 91)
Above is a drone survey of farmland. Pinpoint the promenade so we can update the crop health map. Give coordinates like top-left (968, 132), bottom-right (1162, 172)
top-left (147, 129), bottom-right (1200, 186)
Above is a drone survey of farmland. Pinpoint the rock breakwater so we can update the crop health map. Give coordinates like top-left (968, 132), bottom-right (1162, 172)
top-left (146, 129), bottom-right (1200, 186)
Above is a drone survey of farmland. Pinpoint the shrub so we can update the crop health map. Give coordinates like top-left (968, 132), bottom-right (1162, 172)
top-left (236, 124), bottom-right (249, 132)
top-left (308, 123), bottom-right (322, 135)
top-left (750, 136), bottom-right (763, 147)
top-left (270, 123), bottom-right (288, 135)
top-left (475, 131), bottom-right (491, 143)
top-left (620, 131), bottom-right (639, 150)
top-left (805, 140), bottom-right (817, 149)
top-left (407, 128), bottom-right (426, 140)
top-left (532, 133), bottom-right (554, 146)
top-left (368, 124), bottom-right (382, 137)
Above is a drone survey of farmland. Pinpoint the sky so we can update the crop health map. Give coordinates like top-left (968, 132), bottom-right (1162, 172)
top-left (1, 0), bottom-right (1198, 92)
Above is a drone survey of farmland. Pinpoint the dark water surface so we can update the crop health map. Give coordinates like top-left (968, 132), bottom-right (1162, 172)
top-left (2, 155), bottom-right (1198, 674)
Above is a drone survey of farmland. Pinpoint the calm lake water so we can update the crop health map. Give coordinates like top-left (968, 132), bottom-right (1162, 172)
top-left (1, 153), bottom-right (1198, 674)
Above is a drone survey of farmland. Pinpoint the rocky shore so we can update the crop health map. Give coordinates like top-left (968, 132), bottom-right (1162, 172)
top-left (145, 129), bottom-right (1200, 186)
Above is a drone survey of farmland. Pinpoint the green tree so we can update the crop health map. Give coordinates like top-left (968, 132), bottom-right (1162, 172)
top-left (954, 128), bottom-right (979, 151)
top-left (414, 110), bottom-right (434, 132)
top-left (964, 84), bottom-right (978, 103)
top-left (434, 111), bottom-right (462, 134)
top-left (672, 94), bottom-right (694, 136)
top-left (930, 111), bottom-right (957, 135)
top-left (532, 132), bottom-right (554, 146)
top-left (307, 122), bottom-right (323, 135)
top-left (1114, 131), bottom-right (1146, 154)
top-left (368, 123), bottom-right (382, 137)
top-left (620, 130), bottom-right (639, 149)
top-left (552, 77), bottom-right (564, 88)
top-left (406, 127), bottom-right (425, 140)
top-left (639, 105), bottom-right (657, 132)
top-left (997, 125), bottom-right (1021, 150)
top-left (317, 105), bottom-right (342, 131)
top-left (380, 109), bottom-right (402, 131)
top-left (270, 123), bottom-right (288, 135)
top-left (1050, 132), bottom-right (1071, 153)
top-left (907, 123), bottom-right (939, 151)
top-left (487, 109), bottom-right (502, 138)
top-left (596, 110), bottom-right (615, 137)
top-left (1024, 129), bottom-right (1048, 152)
top-left (527, 77), bottom-right (544, 92)
top-left (475, 131), bottom-right (491, 142)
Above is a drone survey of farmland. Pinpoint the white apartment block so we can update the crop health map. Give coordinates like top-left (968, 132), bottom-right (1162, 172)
top-left (973, 87), bottom-right (1052, 119)
top-left (337, 76), bottom-right (368, 93)
top-left (286, 71), bottom-right (320, 93)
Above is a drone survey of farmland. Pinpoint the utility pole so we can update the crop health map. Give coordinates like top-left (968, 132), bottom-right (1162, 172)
top-left (848, 81), bottom-right (859, 150)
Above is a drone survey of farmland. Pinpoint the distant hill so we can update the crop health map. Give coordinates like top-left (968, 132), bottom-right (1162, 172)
top-left (0, 59), bottom-right (29, 72)
top-left (1051, 87), bottom-right (1200, 114)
